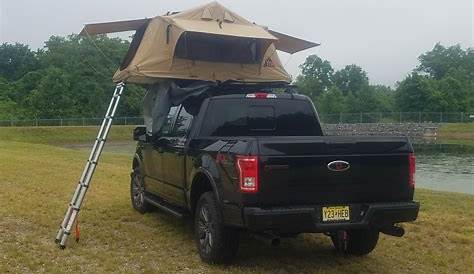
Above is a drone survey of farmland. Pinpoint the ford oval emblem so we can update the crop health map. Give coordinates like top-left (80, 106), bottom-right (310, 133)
top-left (327, 160), bottom-right (350, 172)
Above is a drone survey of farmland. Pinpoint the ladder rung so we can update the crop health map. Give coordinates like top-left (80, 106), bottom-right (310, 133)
top-left (69, 203), bottom-right (80, 210)
top-left (77, 181), bottom-right (88, 188)
top-left (87, 160), bottom-right (98, 165)
top-left (96, 137), bottom-right (106, 142)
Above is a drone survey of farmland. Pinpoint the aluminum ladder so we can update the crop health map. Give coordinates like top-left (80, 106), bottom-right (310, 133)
top-left (55, 82), bottom-right (125, 248)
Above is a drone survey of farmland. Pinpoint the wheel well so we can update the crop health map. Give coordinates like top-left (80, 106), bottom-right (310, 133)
top-left (190, 173), bottom-right (214, 214)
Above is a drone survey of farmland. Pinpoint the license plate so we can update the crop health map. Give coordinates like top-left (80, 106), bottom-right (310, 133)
top-left (322, 206), bottom-right (350, 222)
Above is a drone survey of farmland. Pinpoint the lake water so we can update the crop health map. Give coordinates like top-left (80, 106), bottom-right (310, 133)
top-left (65, 142), bottom-right (474, 195)
top-left (416, 153), bottom-right (473, 194)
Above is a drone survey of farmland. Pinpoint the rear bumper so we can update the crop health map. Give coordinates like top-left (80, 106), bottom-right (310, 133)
top-left (241, 201), bottom-right (419, 233)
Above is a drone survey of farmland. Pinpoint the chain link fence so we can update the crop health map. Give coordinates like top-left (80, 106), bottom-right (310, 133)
top-left (0, 112), bottom-right (472, 127)
top-left (0, 117), bottom-right (144, 127)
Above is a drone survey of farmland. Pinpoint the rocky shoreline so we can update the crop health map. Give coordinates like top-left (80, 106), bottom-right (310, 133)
top-left (322, 123), bottom-right (440, 144)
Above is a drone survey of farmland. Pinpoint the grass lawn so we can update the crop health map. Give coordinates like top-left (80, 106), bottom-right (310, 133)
top-left (0, 126), bottom-right (134, 145)
top-left (0, 127), bottom-right (473, 273)
top-left (438, 123), bottom-right (474, 146)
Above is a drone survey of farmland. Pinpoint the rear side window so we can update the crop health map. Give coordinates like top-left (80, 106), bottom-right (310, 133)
top-left (172, 106), bottom-right (193, 138)
top-left (200, 99), bottom-right (323, 136)
top-left (160, 106), bottom-right (179, 136)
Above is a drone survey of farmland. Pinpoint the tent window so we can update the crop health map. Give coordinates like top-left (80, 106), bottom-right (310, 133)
top-left (174, 32), bottom-right (261, 64)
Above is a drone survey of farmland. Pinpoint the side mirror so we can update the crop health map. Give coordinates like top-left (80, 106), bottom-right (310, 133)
top-left (154, 137), bottom-right (170, 147)
top-left (133, 126), bottom-right (147, 141)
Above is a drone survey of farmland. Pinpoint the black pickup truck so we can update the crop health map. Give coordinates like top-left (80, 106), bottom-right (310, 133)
top-left (131, 86), bottom-right (419, 263)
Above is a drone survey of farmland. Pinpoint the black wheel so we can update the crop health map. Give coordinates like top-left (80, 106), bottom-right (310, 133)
top-left (194, 192), bottom-right (239, 264)
top-left (130, 168), bottom-right (151, 214)
top-left (330, 229), bottom-right (379, 255)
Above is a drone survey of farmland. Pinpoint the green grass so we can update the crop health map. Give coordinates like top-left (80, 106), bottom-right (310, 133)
top-left (0, 126), bottom-right (134, 145)
top-left (438, 123), bottom-right (474, 146)
top-left (0, 126), bottom-right (473, 273)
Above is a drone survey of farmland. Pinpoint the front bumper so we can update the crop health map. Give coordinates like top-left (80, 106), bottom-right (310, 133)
top-left (242, 201), bottom-right (419, 233)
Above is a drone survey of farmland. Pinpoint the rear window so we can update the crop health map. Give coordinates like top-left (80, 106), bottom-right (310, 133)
top-left (200, 99), bottom-right (323, 136)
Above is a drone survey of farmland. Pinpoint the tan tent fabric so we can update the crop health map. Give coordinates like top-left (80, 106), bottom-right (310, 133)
top-left (269, 30), bottom-right (320, 54)
top-left (113, 2), bottom-right (290, 84)
top-left (78, 2), bottom-right (319, 84)
top-left (79, 18), bottom-right (150, 36)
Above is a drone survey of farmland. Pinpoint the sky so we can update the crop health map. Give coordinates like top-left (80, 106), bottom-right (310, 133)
top-left (0, 0), bottom-right (472, 86)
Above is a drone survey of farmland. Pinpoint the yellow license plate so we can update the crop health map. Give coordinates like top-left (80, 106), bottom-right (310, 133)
top-left (322, 206), bottom-right (350, 222)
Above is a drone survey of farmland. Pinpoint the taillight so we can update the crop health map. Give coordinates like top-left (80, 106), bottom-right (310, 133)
top-left (236, 155), bottom-right (259, 193)
top-left (408, 153), bottom-right (416, 187)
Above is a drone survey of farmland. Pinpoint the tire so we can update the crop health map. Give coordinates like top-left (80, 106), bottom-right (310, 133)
top-left (130, 168), bottom-right (151, 214)
top-left (330, 229), bottom-right (379, 255)
top-left (194, 192), bottom-right (239, 264)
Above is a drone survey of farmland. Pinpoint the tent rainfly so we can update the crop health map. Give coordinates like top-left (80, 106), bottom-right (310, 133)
top-left (79, 1), bottom-right (319, 84)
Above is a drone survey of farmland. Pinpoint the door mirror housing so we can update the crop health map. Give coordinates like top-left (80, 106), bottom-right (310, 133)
top-left (154, 137), bottom-right (170, 147)
top-left (133, 126), bottom-right (147, 141)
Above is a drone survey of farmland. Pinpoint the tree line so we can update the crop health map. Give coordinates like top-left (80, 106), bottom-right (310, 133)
top-left (296, 44), bottom-right (473, 114)
top-left (0, 35), bottom-right (145, 120)
top-left (0, 35), bottom-right (472, 120)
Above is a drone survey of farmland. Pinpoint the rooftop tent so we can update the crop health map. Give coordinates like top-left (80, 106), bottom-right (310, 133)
top-left (80, 1), bottom-right (319, 84)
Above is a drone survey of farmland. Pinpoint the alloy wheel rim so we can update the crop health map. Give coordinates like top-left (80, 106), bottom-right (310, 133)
top-left (198, 205), bottom-right (213, 253)
top-left (132, 172), bottom-right (144, 207)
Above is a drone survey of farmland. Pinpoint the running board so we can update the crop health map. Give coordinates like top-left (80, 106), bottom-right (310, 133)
top-left (144, 194), bottom-right (188, 218)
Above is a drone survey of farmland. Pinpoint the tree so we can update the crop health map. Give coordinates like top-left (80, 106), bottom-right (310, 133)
top-left (395, 73), bottom-right (442, 112)
top-left (316, 86), bottom-right (346, 114)
top-left (25, 67), bottom-right (74, 118)
top-left (435, 75), bottom-right (470, 112)
top-left (0, 77), bottom-right (19, 119)
top-left (402, 44), bottom-right (474, 113)
top-left (366, 85), bottom-right (397, 113)
top-left (0, 43), bottom-right (40, 81)
top-left (417, 43), bottom-right (470, 80)
top-left (296, 55), bottom-right (334, 99)
top-left (332, 64), bottom-right (369, 95)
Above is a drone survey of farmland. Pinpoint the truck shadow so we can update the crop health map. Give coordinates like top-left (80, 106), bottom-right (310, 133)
top-left (145, 209), bottom-right (383, 271)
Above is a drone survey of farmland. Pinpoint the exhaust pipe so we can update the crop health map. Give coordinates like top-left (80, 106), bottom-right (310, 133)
top-left (252, 233), bottom-right (281, 247)
top-left (381, 225), bottom-right (405, 237)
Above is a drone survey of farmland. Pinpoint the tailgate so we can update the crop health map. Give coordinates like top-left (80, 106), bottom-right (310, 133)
top-left (257, 136), bottom-right (414, 206)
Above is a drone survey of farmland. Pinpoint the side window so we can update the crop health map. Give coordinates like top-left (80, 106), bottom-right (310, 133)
top-left (161, 106), bottom-right (179, 136)
top-left (172, 106), bottom-right (194, 138)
